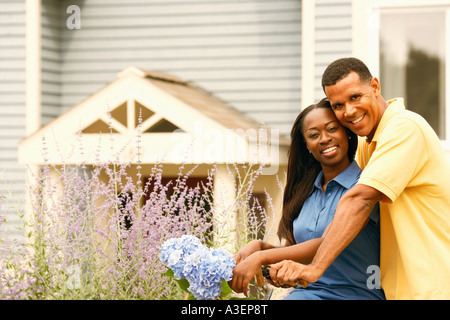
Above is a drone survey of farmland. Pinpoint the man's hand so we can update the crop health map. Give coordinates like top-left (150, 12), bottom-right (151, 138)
top-left (269, 260), bottom-right (320, 287)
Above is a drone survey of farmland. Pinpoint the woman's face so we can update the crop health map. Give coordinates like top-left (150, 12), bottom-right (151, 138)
top-left (302, 108), bottom-right (351, 170)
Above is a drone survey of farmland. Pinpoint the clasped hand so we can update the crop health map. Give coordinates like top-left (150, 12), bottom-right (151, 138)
top-left (229, 241), bottom-right (314, 295)
top-left (269, 260), bottom-right (311, 288)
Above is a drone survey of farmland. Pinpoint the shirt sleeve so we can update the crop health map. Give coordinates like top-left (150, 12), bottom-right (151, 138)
top-left (355, 136), bottom-right (370, 169)
top-left (357, 117), bottom-right (428, 203)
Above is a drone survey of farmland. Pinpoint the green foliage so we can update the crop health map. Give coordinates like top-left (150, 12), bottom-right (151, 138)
top-left (162, 267), bottom-right (255, 300)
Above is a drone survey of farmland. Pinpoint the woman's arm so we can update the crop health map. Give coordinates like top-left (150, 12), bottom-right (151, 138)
top-left (256, 237), bottom-right (323, 266)
top-left (233, 239), bottom-right (277, 265)
top-left (229, 237), bottom-right (323, 295)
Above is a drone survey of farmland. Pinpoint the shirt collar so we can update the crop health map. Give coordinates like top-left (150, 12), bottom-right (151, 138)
top-left (371, 97), bottom-right (406, 143)
top-left (313, 160), bottom-right (360, 192)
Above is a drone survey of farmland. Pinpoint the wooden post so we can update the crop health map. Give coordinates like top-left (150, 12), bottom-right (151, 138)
top-left (212, 164), bottom-right (237, 253)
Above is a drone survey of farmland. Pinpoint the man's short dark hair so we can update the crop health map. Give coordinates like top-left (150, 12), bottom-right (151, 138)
top-left (321, 57), bottom-right (373, 90)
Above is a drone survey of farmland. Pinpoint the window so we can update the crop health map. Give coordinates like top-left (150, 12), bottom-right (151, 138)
top-left (378, 6), bottom-right (449, 141)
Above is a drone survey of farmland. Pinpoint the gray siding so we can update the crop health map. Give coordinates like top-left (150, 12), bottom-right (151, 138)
top-left (0, 0), bottom-right (355, 240)
top-left (47, 0), bottom-right (302, 136)
top-left (314, 0), bottom-right (352, 100)
top-left (0, 0), bottom-right (26, 239)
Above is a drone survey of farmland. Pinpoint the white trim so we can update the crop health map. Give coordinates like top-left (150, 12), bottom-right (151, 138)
top-left (25, 0), bottom-right (41, 136)
top-left (365, 0), bottom-right (450, 8)
top-left (352, 0), bottom-right (450, 71)
top-left (127, 99), bottom-right (135, 129)
top-left (99, 115), bottom-right (128, 134)
top-left (352, 0), bottom-right (380, 75)
top-left (140, 114), bottom-right (163, 132)
top-left (301, 0), bottom-right (316, 107)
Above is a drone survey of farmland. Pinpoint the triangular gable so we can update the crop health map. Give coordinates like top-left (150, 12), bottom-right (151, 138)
top-left (80, 99), bottom-right (183, 135)
top-left (18, 66), bottom-right (289, 168)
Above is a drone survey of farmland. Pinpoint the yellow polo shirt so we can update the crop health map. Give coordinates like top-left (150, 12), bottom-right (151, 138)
top-left (356, 98), bottom-right (450, 300)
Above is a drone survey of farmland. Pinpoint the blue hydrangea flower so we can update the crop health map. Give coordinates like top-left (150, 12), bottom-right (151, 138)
top-left (160, 235), bottom-right (203, 279)
top-left (160, 235), bottom-right (236, 300)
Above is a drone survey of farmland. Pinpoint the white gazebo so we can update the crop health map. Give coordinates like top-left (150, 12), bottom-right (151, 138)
top-left (18, 66), bottom-right (290, 247)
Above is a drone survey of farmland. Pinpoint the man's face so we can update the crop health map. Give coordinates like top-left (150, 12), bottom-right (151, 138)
top-left (324, 72), bottom-right (382, 141)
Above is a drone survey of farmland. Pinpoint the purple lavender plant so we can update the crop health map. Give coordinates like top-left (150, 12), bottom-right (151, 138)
top-left (0, 114), bottom-right (272, 300)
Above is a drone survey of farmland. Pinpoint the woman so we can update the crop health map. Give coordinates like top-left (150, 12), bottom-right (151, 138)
top-left (230, 98), bottom-right (385, 300)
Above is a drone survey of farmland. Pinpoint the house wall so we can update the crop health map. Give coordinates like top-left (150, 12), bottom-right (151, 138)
top-left (36, 0), bottom-right (354, 157)
top-left (0, 0), bottom-right (356, 240)
top-left (44, 0), bottom-right (302, 137)
top-left (0, 0), bottom-right (27, 239)
top-left (314, 0), bottom-right (352, 100)
top-left (41, 0), bottom-right (62, 126)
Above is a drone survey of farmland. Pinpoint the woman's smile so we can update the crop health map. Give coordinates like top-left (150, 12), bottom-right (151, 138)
top-left (320, 145), bottom-right (339, 157)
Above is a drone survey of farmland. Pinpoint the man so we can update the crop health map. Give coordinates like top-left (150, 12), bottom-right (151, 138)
top-left (271, 57), bottom-right (450, 299)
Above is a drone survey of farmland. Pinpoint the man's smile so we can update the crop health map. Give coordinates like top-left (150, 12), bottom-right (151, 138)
top-left (351, 114), bottom-right (365, 125)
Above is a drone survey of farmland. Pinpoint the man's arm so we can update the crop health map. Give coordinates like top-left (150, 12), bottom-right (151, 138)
top-left (270, 184), bottom-right (384, 285)
top-left (230, 237), bottom-right (324, 295)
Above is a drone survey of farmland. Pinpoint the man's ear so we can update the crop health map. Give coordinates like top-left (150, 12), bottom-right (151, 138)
top-left (370, 77), bottom-right (381, 97)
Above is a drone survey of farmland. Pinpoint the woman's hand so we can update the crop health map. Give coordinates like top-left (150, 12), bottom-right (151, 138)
top-left (230, 252), bottom-right (264, 295)
top-left (229, 240), bottom-right (266, 296)
top-left (233, 240), bottom-right (263, 264)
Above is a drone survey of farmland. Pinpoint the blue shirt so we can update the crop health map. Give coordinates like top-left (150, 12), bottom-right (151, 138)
top-left (285, 161), bottom-right (385, 300)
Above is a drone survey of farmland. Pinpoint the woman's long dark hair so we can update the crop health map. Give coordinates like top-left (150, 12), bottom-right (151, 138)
top-left (277, 98), bottom-right (358, 244)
